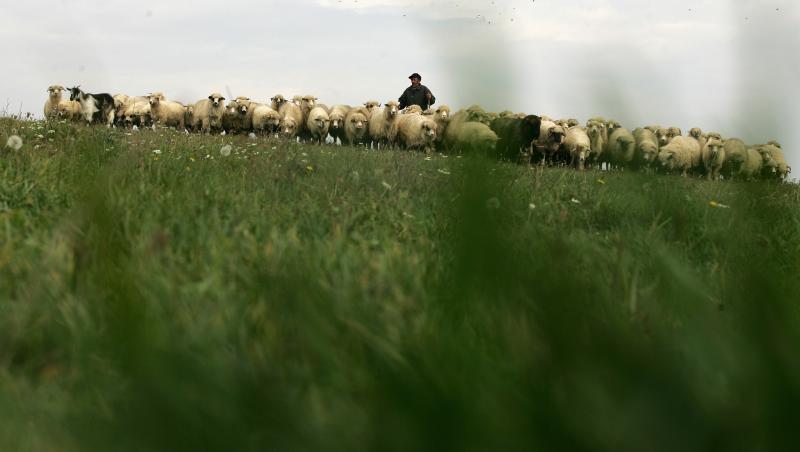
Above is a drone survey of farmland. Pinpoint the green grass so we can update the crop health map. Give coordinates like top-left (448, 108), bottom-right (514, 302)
top-left (1, 117), bottom-right (799, 451)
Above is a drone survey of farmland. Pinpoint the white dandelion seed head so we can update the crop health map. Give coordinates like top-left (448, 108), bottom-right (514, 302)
top-left (220, 145), bottom-right (232, 157)
top-left (152, 149), bottom-right (162, 155)
top-left (248, 132), bottom-right (256, 139)
top-left (5, 135), bottom-right (23, 151)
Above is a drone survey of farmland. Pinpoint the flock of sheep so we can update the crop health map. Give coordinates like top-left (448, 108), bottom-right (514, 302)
top-left (44, 85), bottom-right (790, 181)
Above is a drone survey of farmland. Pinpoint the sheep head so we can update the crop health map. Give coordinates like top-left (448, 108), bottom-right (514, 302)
top-left (639, 141), bottom-right (658, 163)
top-left (689, 127), bottom-right (703, 139)
top-left (301, 95), bottom-right (317, 110)
top-left (208, 93), bottom-right (225, 107)
top-left (435, 105), bottom-right (451, 120)
top-left (47, 85), bottom-right (65, 97)
top-left (147, 92), bottom-right (165, 107)
top-left (606, 120), bottom-right (621, 133)
top-left (349, 112), bottom-right (367, 130)
top-left (656, 128), bottom-right (671, 146)
top-left (363, 100), bottom-right (380, 112)
top-left (281, 118), bottom-right (298, 137)
top-left (383, 101), bottom-right (399, 117)
top-left (667, 127), bottom-right (682, 138)
top-left (270, 94), bottom-right (287, 107)
top-left (330, 112), bottom-right (345, 129)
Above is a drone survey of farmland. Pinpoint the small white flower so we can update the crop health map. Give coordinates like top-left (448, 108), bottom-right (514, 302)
top-left (529, 203), bottom-right (536, 210)
top-left (220, 145), bottom-right (232, 157)
top-left (47, 130), bottom-right (55, 134)
top-left (5, 135), bottom-right (23, 151)
top-left (248, 132), bottom-right (256, 139)
top-left (152, 149), bottom-right (162, 155)
top-left (36, 134), bottom-right (44, 139)
top-left (132, 125), bottom-right (139, 131)
top-left (424, 156), bottom-right (432, 161)
top-left (271, 146), bottom-right (277, 150)
top-left (570, 198), bottom-right (581, 204)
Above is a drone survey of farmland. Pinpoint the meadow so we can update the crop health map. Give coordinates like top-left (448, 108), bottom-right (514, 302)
top-left (1, 117), bottom-right (799, 451)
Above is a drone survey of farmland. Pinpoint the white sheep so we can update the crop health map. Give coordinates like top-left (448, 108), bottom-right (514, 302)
top-left (328, 104), bottom-right (351, 145)
top-left (586, 118), bottom-right (608, 166)
top-left (632, 127), bottom-right (659, 168)
top-left (756, 144), bottom-right (788, 180)
top-left (270, 94), bottom-right (288, 111)
top-left (443, 121), bottom-right (498, 154)
top-left (368, 101), bottom-right (400, 149)
top-left (122, 100), bottom-right (152, 127)
top-left (251, 104), bottom-right (281, 136)
top-left (45, 85), bottom-right (81, 120)
top-left (607, 127), bottom-right (637, 167)
top-left (192, 92), bottom-right (226, 133)
top-left (147, 92), bottom-right (185, 129)
top-left (395, 113), bottom-right (438, 153)
top-left (305, 106), bottom-right (330, 145)
top-left (343, 107), bottom-right (370, 146)
top-left (363, 100), bottom-right (381, 118)
top-left (278, 101), bottom-right (304, 139)
top-left (562, 126), bottom-right (592, 170)
top-left (535, 120), bottom-right (566, 164)
top-left (701, 137), bottom-right (726, 181)
top-left (721, 138), bottom-right (747, 179)
top-left (657, 136), bottom-right (701, 176)
top-left (688, 127), bottom-right (706, 154)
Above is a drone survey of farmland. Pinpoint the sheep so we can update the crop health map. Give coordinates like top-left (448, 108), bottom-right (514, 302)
top-left (298, 95), bottom-right (318, 137)
top-left (147, 92), bottom-right (185, 129)
top-left (251, 104), bottom-right (282, 136)
top-left (688, 127), bottom-right (706, 153)
top-left (222, 101), bottom-right (241, 133)
top-left (489, 114), bottom-right (542, 163)
top-left (767, 140), bottom-right (782, 149)
top-left (305, 106), bottom-right (330, 145)
top-left (368, 100), bottom-right (400, 149)
top-left (535, 120), bottom-right (567, 164)
top-left (644, 124), bottom-right (661, 134)
top-left (736, 147), bottom-right (770, 180)
top-left (657, 136), bottom-right (701, 176)
top-left (328, 104), bottom-right (351, 144)
top-left (562, 126), bottom-right (592, 170)
top-left (606, 119), bottom-right (622, 134)
top-left (632, 127), bottom-right (660, 168)
top-left (607, 127), bottom-right (637, 168)
top-left (192, 92), bottom-right (226, 133)
top-left (291, 95), bottom-right (303, 106)
top-left (278, 101), bottom-right (304, 140)
top-left (429, 105), bottom-right (451, 148)
top-left (270, 94), bottom-right (288, 111)
top-left (443, 121), bottom-right (499, 155)
top-left (122, 100), bottom-right (151, 127)
top-left (667, 127), bottom-right (682, 140)
top-left (705, 131), bottom-right (723, 141)
top-left (395, 113), bottom-right (438, 153)
top-left (655, 127), bottom-right (672, 147)
top-left (363, 100), bottom-right (381, 118)
top-left (756, 144), bottom-right (789, 180)
top-left (183, 105), bottom-right (194, 131)
top-left (343, 106), bottom-right (370, 146)
top-left (45, 85), bottom-right (81, 120)
top-left (701, 137), bottom-right (726, 181)
top-left (586, 119), bottom-right (608, 167)
top-left (401, 105), bottom-right (423, 115)
top-left (720, 138), bottom-right (747, 179)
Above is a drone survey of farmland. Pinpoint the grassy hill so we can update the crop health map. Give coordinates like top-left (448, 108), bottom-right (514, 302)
top-left (2, 117), bottom-right (799, 451)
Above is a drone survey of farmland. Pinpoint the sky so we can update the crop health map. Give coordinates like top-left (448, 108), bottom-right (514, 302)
top-left (1, 0), bottom-right (797, 173)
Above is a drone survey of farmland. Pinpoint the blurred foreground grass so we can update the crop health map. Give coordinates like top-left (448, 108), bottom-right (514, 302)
top-left (1, 118), bottom-right (799, 451)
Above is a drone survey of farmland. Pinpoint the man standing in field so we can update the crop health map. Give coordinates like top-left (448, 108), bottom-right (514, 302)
top-left (398, 73), bottom-right (436, 111)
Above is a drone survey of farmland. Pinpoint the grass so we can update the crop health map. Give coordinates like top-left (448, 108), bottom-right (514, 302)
top-left (1, 117), bottom-right (799, 451)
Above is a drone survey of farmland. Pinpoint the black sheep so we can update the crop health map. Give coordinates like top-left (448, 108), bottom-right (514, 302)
top-left (489, 115), bottom-right (542, 163)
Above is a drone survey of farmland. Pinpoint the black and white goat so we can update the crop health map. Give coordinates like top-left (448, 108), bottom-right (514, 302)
top-left (68, 86), bottom-right (116, 126)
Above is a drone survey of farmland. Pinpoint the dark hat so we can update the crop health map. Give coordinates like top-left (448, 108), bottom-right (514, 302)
top-left (408, 73), bottom-right (422, 80)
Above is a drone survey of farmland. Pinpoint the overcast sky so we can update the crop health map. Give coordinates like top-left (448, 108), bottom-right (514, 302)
top-left (1, 0), bottom-right (797, 172)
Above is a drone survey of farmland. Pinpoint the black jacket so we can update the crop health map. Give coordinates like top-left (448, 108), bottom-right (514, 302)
top-left (398, 84), bottom-right (435, 110)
